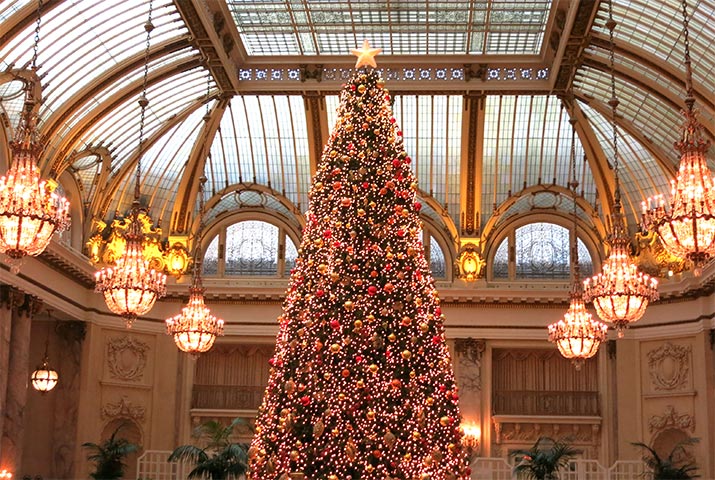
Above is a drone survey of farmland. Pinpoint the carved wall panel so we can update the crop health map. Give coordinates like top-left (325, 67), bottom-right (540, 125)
top-left (648, 405), bottom-right (694, 434)
top-left (101, 396), bottom-right (146, 422)
top-left (455, 338), bottom-right (485, 392)
top-left (492, 418), bottom-right (601, 459)
top-left (647, 342), bottom-right (691, 392)
top-left (106, 335), bottom-right (150, 382)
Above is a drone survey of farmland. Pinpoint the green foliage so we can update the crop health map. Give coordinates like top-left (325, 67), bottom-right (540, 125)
top-left (511, 437), bottom-right (581, 480)
top-left (633, 439), bottom-right (700, 479)
top-left (168, 418), bottom-right (249, 480)
top-left (82, 424), bottom-right (139, 480)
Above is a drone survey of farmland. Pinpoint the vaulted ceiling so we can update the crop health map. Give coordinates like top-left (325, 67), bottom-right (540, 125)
top-left (0, 0), bottom-right (713, 267)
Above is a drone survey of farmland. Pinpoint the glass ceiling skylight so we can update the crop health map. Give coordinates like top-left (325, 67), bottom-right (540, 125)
top-left (227, 0), bottom-right (553, 56)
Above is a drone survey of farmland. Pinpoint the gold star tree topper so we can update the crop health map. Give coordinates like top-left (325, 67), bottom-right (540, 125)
top-left (351, 39), bottom-right (382, 68)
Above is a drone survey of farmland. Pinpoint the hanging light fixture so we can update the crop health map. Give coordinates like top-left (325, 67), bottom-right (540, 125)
top-left (582, 0), bottom-right (658, 338)
top-left (31, 310), bottom-right (59, 393)
top-left (95, 1), bottom-right (166, 328)
top-left (549, 119), bottom-right (609, 370)
top-left (0, 0), bottom-right (70, 273)
top-left (642, 0), bottom-right (715, 276)
top-left (166, 175), bottom-right (224, 354)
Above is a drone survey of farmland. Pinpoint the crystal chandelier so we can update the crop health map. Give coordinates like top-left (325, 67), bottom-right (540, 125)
top-left (166, 176), bottom-right (224, 354)
top-left (641, 0), bottom-right (715, 276)
top-left (0, 0), bottom-right (70, 272)
top-left (549, 120), bottom-right (608, 369)
top-left (95, 2), bottom-right (166, 327)
top-left (583, 0), bottom-right (658, 337)
top-left (31, 311), bottom-right (59, 393)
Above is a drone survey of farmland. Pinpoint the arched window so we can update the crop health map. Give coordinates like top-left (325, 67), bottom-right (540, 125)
top-left (203, 220), bottom-right (298, 277)
top-left (490, 222), bottom-right (593, 281)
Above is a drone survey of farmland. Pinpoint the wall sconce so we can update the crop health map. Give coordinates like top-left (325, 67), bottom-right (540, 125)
top-left (0, 469), bottom-right (12, 478)
top-left (86, 216), bottom-right (192, 278)
top-left (165, 238), bottom-right (191, 278)
top-left (461, 423), bottom-right (481, 458)
top-left (458, 243), bottom-right (485, 281)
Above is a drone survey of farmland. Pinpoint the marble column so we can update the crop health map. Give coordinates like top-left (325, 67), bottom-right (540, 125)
top-left (1, 292), bottom-right (37, 475)
top-left (0, 287), bottom-right (13, 466)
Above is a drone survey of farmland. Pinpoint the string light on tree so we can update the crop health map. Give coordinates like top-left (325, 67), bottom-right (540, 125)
top-left (249, 44), bottom-right (469, 480)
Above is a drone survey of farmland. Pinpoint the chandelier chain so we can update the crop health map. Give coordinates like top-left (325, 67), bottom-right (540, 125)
top-left (192, 176), bottom-right (207, 288)
top-left (569, 118), bottom-right (579, 271)
top-left (31, 0), bottom-right (41, 70)
top-left (136, 0), bottom-right (154, 201)
top-left (680, 0), bottom-right (694, 110)
top-left (607, 0), bottom-right (620, 196)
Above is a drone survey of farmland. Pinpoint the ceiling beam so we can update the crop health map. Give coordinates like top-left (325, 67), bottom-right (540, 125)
top-left (551, 0), bottom-right (600, 94)
top-left (175, 0), bottom-right (240, 94)
top-left (169, 96), bottom-right (229, 236)
top-left (47, 56), bottom-right (203, 179)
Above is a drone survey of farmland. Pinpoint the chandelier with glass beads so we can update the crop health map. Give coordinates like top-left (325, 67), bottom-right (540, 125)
top-left (95, 1), bottom-right (166, 327)
top-left (166, 176), bottom-right (224, 354)
top-left (582, 0), bottom-right (658, 337)
top-left (641, 0), bottom-right (715, 276)
top-left (549, 119), bottom-right (608, 369)
top-left (0, 0), bottom-right (70, 272)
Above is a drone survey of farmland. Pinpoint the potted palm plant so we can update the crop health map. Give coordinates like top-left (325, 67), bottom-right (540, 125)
top-left (633, 439), bottom-right (700, 479)
top-left (510, 437), bottom-right (581, 480)
top-left (168, 417), bottom-right (249, 480)
top-left (82, 424), bottom-right (139, 480)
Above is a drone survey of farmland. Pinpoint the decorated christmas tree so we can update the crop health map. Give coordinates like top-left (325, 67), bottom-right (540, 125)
top-left (248, 42), bottom-right (469, 480)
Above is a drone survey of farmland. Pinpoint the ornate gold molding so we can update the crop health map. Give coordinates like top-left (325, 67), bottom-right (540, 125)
top-left (648, 405), bottom-right (694, 433)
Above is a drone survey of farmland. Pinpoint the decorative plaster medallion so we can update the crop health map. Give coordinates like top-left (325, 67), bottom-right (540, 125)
top-left (648, 405), bottom-right (694, 433)
top-left (101, 396), bottom-right (146, 422)
top-left (455, 338), bottom-right (486, 391)
top-left (647, 342), bottom-right (691, 391)
top-left (106, 336), bottom-right (149, 382)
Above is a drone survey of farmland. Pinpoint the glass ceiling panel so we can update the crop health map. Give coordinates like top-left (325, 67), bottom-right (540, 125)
top-left (208, 95), bottom-right (311, 212)
top-left (579, 100), bottom-right (667, 231)
top-left (0, 1), bottom-right (31, 22)
top-left (204, 189), bottom-right (297, 227)
top-left (574, 65), bottom-right (695, 167)
top-left (0, 79), bottom-right (27, 134)
top-left (227, 0), bottom-right (552, 56)
top-left (482, 95), bottom-right (596, 230)
top-left (328, 94), bottom-right (463, 230)
top-left (0, 0), bottom-right (189, 125)
top-left (600, 0), bottom-right (715, 104)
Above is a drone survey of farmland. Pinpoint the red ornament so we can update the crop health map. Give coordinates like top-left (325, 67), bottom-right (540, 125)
top-left (397, 229), bottom-right (405, 237)
top-left (324, 230), bottom-right (332, 238)
top-left (392, 159), bottom-right (401, 168)
top-left (330, 319), bottom-right (340, 329)
top-left (404, 156), bottom-right (412, 164)
top-left (432, 335), bottom-right (441, 344)
top-left (316, 289), bottom-right (325, 297)
top-left (414, 202), bottom-right (422, 211)
top-left (368, 285), bottom-right (378, 295)
top-left (300, 395), bottom-right (311, 406)
top-left (362, 182), bottom-right (369, 189)
top-left (356, 355), bottom-right (363, 363)
top-left (390, 117), bottom-right (396, 124)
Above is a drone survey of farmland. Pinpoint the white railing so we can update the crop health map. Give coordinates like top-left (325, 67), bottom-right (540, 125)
top-left (136, 450), bottom-right (194, 480)
top-left (139, 454), bottom-right (645, 480)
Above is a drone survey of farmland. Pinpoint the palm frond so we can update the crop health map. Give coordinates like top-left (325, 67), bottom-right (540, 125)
top-left (168, 445), bottom-right (208, 464)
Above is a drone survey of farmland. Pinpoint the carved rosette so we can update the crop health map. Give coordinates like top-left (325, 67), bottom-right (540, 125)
top-left (106, 336), bottom-right (149, 382)
top-left (101, 396), bottom-right (146, 422)
top-left (647, 342), bottom-right (691, 391)
top-left (454, 338), bottom-right (485, 392)
top-left (648, 405), bottom-right (694, 433)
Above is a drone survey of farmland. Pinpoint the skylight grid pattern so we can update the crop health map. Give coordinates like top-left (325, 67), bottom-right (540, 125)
top-left (227, 0), bottom-right (552, 55)
top-left (55, 48), bottom-right (199, 141)
top-left (80, 68), bottom-right (207, 179)
top-left (482, 95), bottom-right (594, 222)
top-left (0, 80), bottom-right (27, 132)
top-left (574, 66), bottom-right (684, 165)
top-left (603, 0), bottom-right (715, 101)
top-left (210, 95), bottom-right (310, 211)
top-left (579, 101), bottom-right (666, 230)
top-left (0, 0), bottom-right (188, 124)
